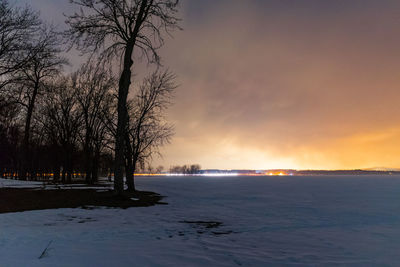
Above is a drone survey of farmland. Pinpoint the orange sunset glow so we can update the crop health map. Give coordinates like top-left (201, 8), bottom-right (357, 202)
top-left (21, 0), bottom-right (400, 170)
top-left (152, 0), bottom-right (400, 170)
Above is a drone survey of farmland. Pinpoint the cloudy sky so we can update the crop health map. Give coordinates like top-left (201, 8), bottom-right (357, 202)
top-left (16, 0), bottom-right (400, 170)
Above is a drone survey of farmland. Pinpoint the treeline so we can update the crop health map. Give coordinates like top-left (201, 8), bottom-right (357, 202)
top-left (169, 164), bottom-right (201, 174)
top-left (0, 0), bottom-right (179, 191)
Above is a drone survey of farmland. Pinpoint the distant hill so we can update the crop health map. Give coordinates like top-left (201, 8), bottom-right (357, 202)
top-left (362, 167), bottom-right (400, 172)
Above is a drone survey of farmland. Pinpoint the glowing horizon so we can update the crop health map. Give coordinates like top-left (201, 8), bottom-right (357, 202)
top-left (18, 0), bottom-right (400, 170)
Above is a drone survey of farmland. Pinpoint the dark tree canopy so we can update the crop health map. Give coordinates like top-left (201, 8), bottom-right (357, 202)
top-left (65, 0), bottom-right (181, 194)
top-left (10, 25), bottom-right (66, 180)
top-left (73, 61), bottom-right (116, 184)
top-left (0, 1), bottom-right (179, 187)
top-left (65, 0), bottom-right (180, 63)
top-left (0, 0), bottom-right (41, 85)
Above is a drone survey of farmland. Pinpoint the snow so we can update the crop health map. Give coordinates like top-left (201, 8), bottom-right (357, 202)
top-left (0, 178), bottom-right (111, 190)
top-left (2, 175), bottom-right (400, 266)
top-left (0, 178), bottom-right (43, 188)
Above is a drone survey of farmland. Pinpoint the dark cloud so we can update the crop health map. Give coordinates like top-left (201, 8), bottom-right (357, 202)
top-left (16, 0), bottom-right (400, 169)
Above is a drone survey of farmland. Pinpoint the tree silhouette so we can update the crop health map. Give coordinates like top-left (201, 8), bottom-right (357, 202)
top-left (10, 26), bottom-right (66, 180)
top-left (73, 61), bottom-right (115, 184)
top-left (0, 0), bottom-right (41, 88)
top-left (125, 70), bottom-right (175, 191)
top-left (66, 0), bottom-right (180, 194)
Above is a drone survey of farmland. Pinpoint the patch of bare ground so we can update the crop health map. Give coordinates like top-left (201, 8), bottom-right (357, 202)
top-left (0, 188), bottom-right (166, 214)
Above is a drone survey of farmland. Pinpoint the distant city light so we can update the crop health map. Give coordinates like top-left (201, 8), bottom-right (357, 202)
top-left (135, 171), bottom-right (290, 177)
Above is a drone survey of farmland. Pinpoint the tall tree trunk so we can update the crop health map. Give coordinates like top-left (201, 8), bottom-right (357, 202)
top-left (67, 158), bottom-right (72, 183)
top-left (20, 81), bottom-right (39, 180)
top-left (83, 132), bottom-right (92, 184)
top-left (125, 156), bottom-right (135, 192)
top-left (92, 148), bottom-right (100, 184)
top-left (32, 170), bottom-right (37, 181)
top-left (114, 42), bottom-right (134, 194)
top-left (112, 0), bottom-right (150, 194)
top-left (53, 165), bottom-right (60, 182)
top-left (67, 148), bottom-right (73, 183)
top-left (85, 151), bottom-right (92, 184)
top-left (62, 168), bottom-right (66, 183)
top-left (125, 133), bottom-right (135, 191)
top-left (67, 170), bottom-right (72, 183)
top-left (108, 168), bottom-right (112, 182)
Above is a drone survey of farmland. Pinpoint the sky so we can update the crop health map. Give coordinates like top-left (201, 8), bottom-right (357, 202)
top-left (15, 0), bottom-right (400, 170)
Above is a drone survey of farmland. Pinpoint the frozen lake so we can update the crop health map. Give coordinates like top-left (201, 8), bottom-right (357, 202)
top-left (2, 175), bottom-right (400, 266)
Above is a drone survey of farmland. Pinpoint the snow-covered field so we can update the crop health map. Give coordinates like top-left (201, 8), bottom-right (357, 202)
top-left (2, 175), bottom-right (400, 266)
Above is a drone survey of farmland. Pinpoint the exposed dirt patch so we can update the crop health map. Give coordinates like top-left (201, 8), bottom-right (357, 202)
top-left (179, 220), bottom-right (236, 236)
top-left (180, 220), bottom-right (223, 228)
top-left (0, 188), bottom-right (166, 214)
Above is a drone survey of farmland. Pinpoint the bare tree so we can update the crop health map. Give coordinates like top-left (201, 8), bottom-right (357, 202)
top-left (169, 164), bottom-right (201, 175)
top-left (0, 0), bottom-right (41, 88)
top-left (188, 164), bottom-right (201, 174)
top-left (0, 98), bottom-right (19, 177)
top-left (155, 165), bottom-right (164, 173)
top-left (125, 70), bottom-right (175, 191)
top-left (73, 61), bottom-right (116, 184)
top-left (65, 0), bottom-right (180, 194)
top-left (41, 77), bottom-right (82, 183)
top-left (10, 26), bottom-right (66, 180)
